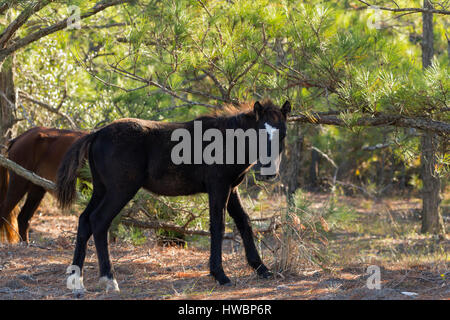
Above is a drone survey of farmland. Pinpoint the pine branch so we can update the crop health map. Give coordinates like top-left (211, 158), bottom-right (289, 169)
top-left (0, 0), bottom-right (131, 63)
top-left (288, 112), bottom-right (450, 136)
top-left (121, 217), bottom-right (234, 239)
top-left (0, 3), bottom-right (8, 15)
top-left (0, 154), bottom-right (56, 191)
top-left (0, 0), bottom-right (51, 47)
top-left (357, 0), bottom-right (450, 15)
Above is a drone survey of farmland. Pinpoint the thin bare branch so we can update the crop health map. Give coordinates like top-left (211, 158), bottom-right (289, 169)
top-left (108, 64), bottom-right (220, 109)
top-left (18, 90), bottom-right (77, 128)
top-left (0, 0), bottom-right (51, 47)
top-left (0, 154), bottom-right (56, 191)
top-left (0, 0), bottom-right (131, 63)
top-left (227, 24), bottom-right (267, 96)
top-left (357, 0), bottom-right (450, 15)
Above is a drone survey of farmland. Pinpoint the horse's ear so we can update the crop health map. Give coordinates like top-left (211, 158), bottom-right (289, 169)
top-left (254, 101), bottom-right (264, 120)
top-left (281, 101), bottom-right (291, 117)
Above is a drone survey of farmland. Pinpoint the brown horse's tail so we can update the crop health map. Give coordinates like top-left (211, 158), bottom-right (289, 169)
top-left (0, 165), bottom-right (20, 243)
top-left (57, 132), bottom-right (97, 209)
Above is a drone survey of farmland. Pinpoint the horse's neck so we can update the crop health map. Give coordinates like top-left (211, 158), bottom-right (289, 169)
top-left (188, 112), bottom-right (256, 131)
top-left (224, 112), bottom-right (256, 131)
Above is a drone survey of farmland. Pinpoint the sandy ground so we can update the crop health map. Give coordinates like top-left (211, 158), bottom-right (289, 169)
top-left (0, 194), bottom-right (448, 300)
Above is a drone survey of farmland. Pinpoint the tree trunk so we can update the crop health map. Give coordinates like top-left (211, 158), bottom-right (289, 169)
top-left (309, 148), bottom-right (319, 191)
top-left (0, 54), bottom-right (15, 145)
top-left (420, 132), bottom-right (444, 234)
top-left (447, 33), bottom-right (450, 60)
top-left (0, 55), bottom-right (17, 243)
top-left (420, 0), bottom-right (445, 235)
top-left (281, 123), bottom-right (303, 201)
top-left (421, 1), bottom-right (434, 69)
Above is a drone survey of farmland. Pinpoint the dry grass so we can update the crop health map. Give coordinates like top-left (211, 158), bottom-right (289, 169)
top-left (0, 192), bottom-right (448, 300)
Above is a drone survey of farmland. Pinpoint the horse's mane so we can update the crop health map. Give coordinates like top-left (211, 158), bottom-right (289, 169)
top-left (199, 99), bottom-right (277, 120)
top-left (207, 101), bottom-right (254, 118)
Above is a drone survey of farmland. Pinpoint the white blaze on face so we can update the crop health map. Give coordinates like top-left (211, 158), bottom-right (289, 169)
top-left (264, 123), bottom-right (277, 141)
top-left (260, 122), bottom-right (281, 176)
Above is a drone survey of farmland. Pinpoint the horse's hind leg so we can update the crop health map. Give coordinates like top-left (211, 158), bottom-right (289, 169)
top-left (67, 150), bottom-right (108, 295)
top-left (0, 173), bottom-right (29, 242)
top-left (227, 189), bottom-right (271, 278)
top-left (72, 190), bottom-right (104, 270)
top-left (17, 185), bottom-right (45, 242)
top-left (88, 185), bottom-right (141, 292)
top-left (67, 189), bottom-right (104, 295)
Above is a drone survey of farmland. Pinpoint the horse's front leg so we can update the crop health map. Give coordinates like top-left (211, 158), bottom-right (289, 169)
top-left (208, 185), bottom-right (231, 285)
top-left (227, 189), bottom-right (272, 278)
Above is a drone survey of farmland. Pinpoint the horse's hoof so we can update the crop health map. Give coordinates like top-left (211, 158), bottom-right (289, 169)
top-left (258, 269), bottom-right (273, 279)
top-left (215, 276), bottom-right (232, 286)
top-left (99, 276), bottom-right (120, 293)
top-left (66, 267), bottom-right (85, 295)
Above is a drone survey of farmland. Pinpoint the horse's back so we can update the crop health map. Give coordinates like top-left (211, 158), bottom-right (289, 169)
top-left (89, 119), bottom-right (205, 196)
top-left (91, 117), bottom-right (252, 197)
top-left (8, 127), bottom-right (86, 181)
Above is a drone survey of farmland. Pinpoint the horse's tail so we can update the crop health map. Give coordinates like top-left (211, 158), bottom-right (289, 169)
top-left (0, 137), bottom-right (17, 206)
top-left (57, 132), bottom-right (97, 209)
top-left (0, 164), bottom-right (8, 207)
top-left (0, 163), bottom-right (20, 243)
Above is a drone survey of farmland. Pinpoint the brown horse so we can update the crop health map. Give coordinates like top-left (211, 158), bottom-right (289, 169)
top-left (0, 127), bottom-right (86, 243)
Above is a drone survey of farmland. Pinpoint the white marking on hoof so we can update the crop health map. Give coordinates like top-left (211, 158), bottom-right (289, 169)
top-left (99, 276), bottom-right (120, 293)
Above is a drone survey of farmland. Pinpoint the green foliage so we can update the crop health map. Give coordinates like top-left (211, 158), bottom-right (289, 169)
top-left (2, 0), bottom-right (448, 248)
top-left (116, 224), bottom-right (147, 246)
top-left (323, 196), bottom-right (357, 231)
top-left (75, 163), bottom-right (94, 205)
top-left (5, 0), bottom-right (447, 125)
top-left (273, 189), bottom-right (330, 272)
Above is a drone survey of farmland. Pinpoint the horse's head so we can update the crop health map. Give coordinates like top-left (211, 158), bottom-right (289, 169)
top-left (253, 100), bottom-right (291, 180)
